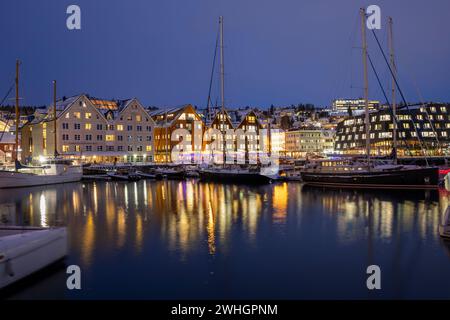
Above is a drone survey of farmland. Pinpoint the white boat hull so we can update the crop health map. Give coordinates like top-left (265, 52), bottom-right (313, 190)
top-left (0, 227), bottom-right (67, 289)
top-left (0, 166), bottom-right (82, 189)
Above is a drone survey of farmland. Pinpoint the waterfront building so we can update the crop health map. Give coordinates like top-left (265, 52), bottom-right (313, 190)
top-left (335, 103), bottom-right (450, 156)
top-left (332, 98), bottom-right (380, 114)
top-left (284, 129), bottom-right (335, 158)
top-left (151, 104), bottom-right (205, 163)
top-left (0, 119), bottom-right (15, 163)
top-left (21, 94), bottom-right (155, 163)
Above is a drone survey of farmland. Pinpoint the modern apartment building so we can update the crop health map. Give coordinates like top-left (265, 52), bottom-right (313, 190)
top-left (334, 103), bottom-right (450, 156)
top-left (332, 98), bottom-right (380, 114)
top-left (21, 94), bottom-right (155, 163)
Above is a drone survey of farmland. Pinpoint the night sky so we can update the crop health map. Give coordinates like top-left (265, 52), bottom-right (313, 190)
top-left (1, 0), bottom-right (449, 108)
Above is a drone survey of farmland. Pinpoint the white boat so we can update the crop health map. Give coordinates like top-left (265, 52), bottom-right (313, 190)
top-left (0, 65), bottom-right (82, 189)
top-left (0, 226), bottom-right (67, 289)
top-left (0, 160), bottom-right (82, 189)
top-left (439, 206), bottom-right (450, 239)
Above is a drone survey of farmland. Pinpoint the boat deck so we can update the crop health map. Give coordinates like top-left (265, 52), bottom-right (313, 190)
top-left (0, 226), bottom-right (46, 238)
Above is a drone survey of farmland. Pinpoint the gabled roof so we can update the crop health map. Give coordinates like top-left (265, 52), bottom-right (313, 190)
top-left (150, 104), bottom-right (200, 127)
top-left (209, 109), bottom-right (234, 129)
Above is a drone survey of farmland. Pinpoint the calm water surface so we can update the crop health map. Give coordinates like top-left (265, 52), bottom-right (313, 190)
top-left (1, 180), bottom-right (450, 299)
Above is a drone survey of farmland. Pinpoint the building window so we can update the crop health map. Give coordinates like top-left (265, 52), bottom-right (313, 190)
top-left (146, 145), bottom-right (152, 152)
top-left (86, 145), bottom-right (92, 151)
top-left (127, 125), bottom-right (133, 131)
top-left (146, 126), bottom-right (152, 132)
top-left (146, 136), bottom-right (152, 141)
top-left (74, 134), bottom-right (81, 141)
top-left (97, 124), bottom-right (103, 130)
top-left (107, 146), bottom-right (114, 151)
top-left (86, 134), bottom-right (92, 141)
top-left (85, 113), bottom-right (92, 119)
top-left (65, 113), bottom-right (69, 119)
top-left (117, 124), bottom-right (124, 131)
top-left (97, 146), bottom-right (103, 151)
top-left (136, 115), bottom-right (142, 122)
top-left (137, 146), bottom-right (143, 152)
top-left (62, 145), bottom-right (69, 152)
top-left (62, 123), bottom-right (69, 129)
top-left (128, 146), bottom-right (133, 151)
top-left (105, 135), bottom-right (115, 142)
top-left (137, 136), bottom-right (143, 142)
top-left (75, 145), bottom-right (80, 152)
top-left (62, 134), bottom-right (69, 141)
top-left (137, 126), bottom-right (142, 132)
top-left (85, 123), bottom-right (92, 130)
top-left (73, 112), bottom-right (81, 119)
top-left (97, 135), bottom-right (103, 141)
top-left (118, 146), bottom-right (123, 151)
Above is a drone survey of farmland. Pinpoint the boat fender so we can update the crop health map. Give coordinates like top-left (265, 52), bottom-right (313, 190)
top-left (5, 259), bottom-right (15, 277)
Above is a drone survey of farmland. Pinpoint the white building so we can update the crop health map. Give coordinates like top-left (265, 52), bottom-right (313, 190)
top-left (21, 94), bottom-right (155, 163)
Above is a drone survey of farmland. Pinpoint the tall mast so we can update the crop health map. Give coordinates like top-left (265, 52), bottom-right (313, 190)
top-left (14, 60), bottom-right (20, 167)
top-left (53, 80), bottom-right (58, 157)
top-left (388, 17), bottom-right (397, 164)
top-left (219, 16), bottom-right (226, 165)
top-left (165, 110), bottom-right (168, 163)
top-left (360, 8), bottom-right (371, 165)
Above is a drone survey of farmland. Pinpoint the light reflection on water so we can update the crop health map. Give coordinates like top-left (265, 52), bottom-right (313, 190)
top-left (1, 180), bottom-right (450, 299)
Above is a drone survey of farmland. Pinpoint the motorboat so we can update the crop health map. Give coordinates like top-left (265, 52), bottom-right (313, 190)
top-left (199, 165), bottom-right (278, 184)
top-left (0, 159), bottom-right (83, 189)
top-left (0, 226), bottom-right (67, 290)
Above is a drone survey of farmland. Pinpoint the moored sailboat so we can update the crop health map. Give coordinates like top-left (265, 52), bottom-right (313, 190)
top-left (0, 63), bottom-right (82, 189)
top-left (300, 10), bottom-right (438, 189)
top-left (197, 16), bottom-right (279, 184)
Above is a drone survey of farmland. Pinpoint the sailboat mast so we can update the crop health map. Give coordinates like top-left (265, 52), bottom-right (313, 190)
top-left (14, 60), bottom-right (20, 166)
top-left (53, 80), bottom-right (58, 157)
top-left (219, 16), bottom-right (226, 165)
top-left (360, 8), bottom-right (371, 165)
top-left (388, 17), bottom-right (397, 163)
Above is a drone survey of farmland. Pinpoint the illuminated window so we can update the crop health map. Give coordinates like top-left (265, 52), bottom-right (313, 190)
top-left (73, 112), bottom-right (81, 119)
top-left (146, 145), bottom-right (152, 152)
top-left (85, 123), bottom-right (92, 130)
top-left (105, 135), bottom-right (115, 141)
top-left (65, 113), bottom-right (69, 119)
top-left (75, 145), bottom-right (80, 152)
top-left (117, 124), bottom-right (124, 131)
top-left (136, 115), bottom-right (142, 122)
top-left (85, 113), bottom-right (92, 119)
top-left (62, 145), bottom-right (69, 152)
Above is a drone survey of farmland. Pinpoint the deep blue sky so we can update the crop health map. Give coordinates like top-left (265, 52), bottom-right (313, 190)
top-left (1, 0), bottom-right (449, 108)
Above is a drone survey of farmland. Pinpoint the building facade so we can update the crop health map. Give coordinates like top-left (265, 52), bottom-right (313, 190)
top-left (152, 104), bottom-right (205, 163)
top-left (284, 129), bottom-right (335, 158)
top-left (332, 98), bottom-right (380, 114)
top-left (21, 94), bottom-right (155, 163)
top-left (335, 103), bottom-right (450, 156)
top-left (0, 120), bottom-right (15, 164)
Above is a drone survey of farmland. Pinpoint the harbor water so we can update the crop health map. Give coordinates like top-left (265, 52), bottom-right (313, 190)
top-left (1, 180), bottom-right (450, 299)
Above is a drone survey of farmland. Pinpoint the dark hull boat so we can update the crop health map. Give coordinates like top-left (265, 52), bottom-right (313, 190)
top-left (199, 167), bottom-right (278, 184)
top-left (301, 166), bottom-right (439, 189)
